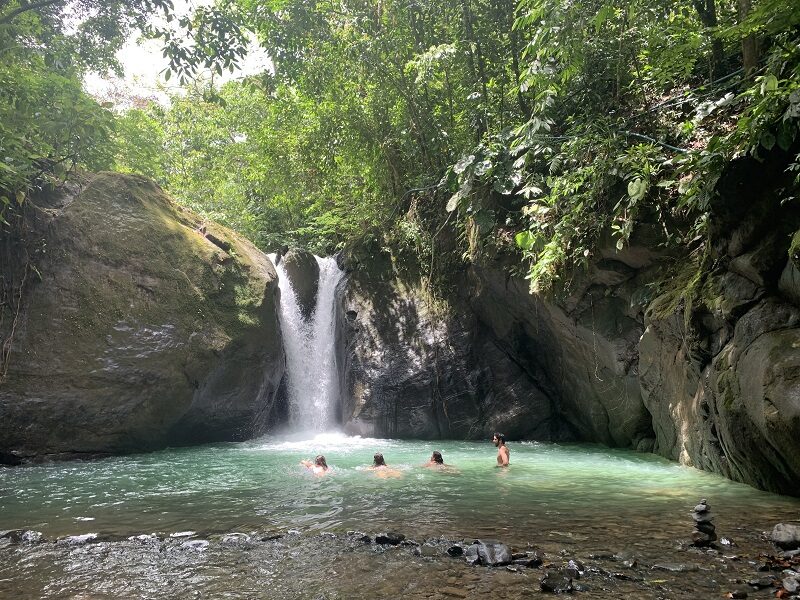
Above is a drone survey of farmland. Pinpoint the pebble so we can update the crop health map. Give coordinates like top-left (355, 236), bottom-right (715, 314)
top-left (447, 545), bottom-right (464, 557)
top-left (170, 531), bottom-right (196, 538)
top-left (783, 576), bottom-right (799, 593)
top-left (180, 540), bottom-right (209, 551)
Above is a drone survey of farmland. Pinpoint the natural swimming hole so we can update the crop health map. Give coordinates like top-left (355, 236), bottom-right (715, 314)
top-left (1, 434), bottom-right (798, 598)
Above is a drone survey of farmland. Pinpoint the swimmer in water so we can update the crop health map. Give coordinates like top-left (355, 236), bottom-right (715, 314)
top-left (368, 452), bottom-right (402, 478)
top-left (493, 433), bottom-right (510, 467)
top-left (300, 454), bottom-right (329, 476)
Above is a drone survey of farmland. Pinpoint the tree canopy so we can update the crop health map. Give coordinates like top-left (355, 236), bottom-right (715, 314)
top-left (3, 0), bottom-right (800, 290)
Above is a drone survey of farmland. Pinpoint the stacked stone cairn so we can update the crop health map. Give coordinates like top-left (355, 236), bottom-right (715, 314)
top-left (691, 499), bottom-right (717, 546)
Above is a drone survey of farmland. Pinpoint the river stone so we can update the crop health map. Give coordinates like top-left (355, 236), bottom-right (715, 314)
top-left (692, 512), bottom-right (714, 523)
top-left (695, 521), bottom-right (717, 535)
top-left (0, 173), bottom-right (285, 462)
top-left (281, 248), bottom-right (320, 321)
top-left (540, 570), bottom-right (574, 594)
top-left (375, 532), bottom-right (405, 545)
top-left (468, 539), bottom-right (512, 567)
top-left (784, 576), bottom-right (799, 594)
top-left (747, 575), bottom-right (776, 588)
top-left (692, 531), bottom-right (717, 545)
top-left (771, 524), bottom-right (800, 550)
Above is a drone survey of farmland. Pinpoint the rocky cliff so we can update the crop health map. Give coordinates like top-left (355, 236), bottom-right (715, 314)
top-left (0, 173), bottom-right (285, 463)
top-left (338, 153), bottom-right (800, 497)
top-left (339, 242), bottom-right (577, 442)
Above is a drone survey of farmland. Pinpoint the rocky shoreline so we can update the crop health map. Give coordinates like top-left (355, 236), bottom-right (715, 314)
top-left (2, 515), bottom-right (799, 598)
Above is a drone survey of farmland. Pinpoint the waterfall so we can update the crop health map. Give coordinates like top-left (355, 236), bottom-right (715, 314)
top-left (271, 255), bottom-right (344, 433)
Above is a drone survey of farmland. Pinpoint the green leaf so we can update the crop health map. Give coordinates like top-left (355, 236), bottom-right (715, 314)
top-left (761, 74), bottom-right (778, 95)
top-left (515, 230), bottom-right (535, 251)
top-left (760, 132), bottom-right (776, 151)
top-left (627, 178), bottom-right (648, 202)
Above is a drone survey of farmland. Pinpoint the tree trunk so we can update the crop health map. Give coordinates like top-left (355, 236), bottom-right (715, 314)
top-left (692, 0), bottom-right (725, 79)
top-left (506, 0), bottom-right (531, 118)
top-left (737, 0), bottom-right (759, 75)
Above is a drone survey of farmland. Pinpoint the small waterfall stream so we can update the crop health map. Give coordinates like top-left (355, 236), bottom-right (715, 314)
top-left (271, 255), bottom-right (344, 433)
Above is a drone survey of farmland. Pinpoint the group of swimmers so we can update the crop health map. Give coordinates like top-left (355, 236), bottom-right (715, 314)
top-left (300, 432), bottom-right (510, 477)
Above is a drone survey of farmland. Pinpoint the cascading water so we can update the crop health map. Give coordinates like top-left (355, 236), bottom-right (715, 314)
top-left (271, 255), bottom-right (344, 433)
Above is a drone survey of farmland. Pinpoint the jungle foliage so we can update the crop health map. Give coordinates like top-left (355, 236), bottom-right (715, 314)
top-left (4, 0), bottom-right (800, 291)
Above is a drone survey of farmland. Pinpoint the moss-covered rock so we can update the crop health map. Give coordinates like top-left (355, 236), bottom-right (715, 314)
top-left (0, 172), bottom-right (284, 461)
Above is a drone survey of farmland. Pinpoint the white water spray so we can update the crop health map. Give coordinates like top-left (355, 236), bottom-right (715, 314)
top-left (270, 255), bottom-right (344, 433)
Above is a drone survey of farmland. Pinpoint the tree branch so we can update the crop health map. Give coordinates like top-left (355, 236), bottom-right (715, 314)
top-left (0, 0), bottom-right (63, 25)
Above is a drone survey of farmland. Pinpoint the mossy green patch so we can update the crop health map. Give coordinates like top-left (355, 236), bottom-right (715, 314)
top-left (789, 229), bottom-right (800, 268)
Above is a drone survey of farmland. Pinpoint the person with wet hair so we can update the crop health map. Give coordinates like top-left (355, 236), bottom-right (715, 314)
top-left (368, 452), bottom-right (402, 478)
top-left (424, 450), bottom-right (445, 467)
top-left (493, 433), bottom-right (510, 467)
top-left (300, 454), bottom-right (329, 476)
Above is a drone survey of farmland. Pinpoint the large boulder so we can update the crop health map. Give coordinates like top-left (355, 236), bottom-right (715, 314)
top-left (280, 248), bottom-right (319, 320)
top-left (638, 150), bottom-right (800, 495)
top-left (0, 173), bottom-right (285, 462)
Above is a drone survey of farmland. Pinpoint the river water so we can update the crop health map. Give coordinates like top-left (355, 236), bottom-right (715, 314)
top-left (1, 434), bottom-right (798, 598)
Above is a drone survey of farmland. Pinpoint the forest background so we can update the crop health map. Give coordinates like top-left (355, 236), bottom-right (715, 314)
top-left (2, 0), bottom-right (800, 300)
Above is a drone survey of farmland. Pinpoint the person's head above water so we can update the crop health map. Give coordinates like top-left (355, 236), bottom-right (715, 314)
top-left (492, 433), bottom-right (506, 446)
top-left (315, 455), bottom-right (328, 469)
top-left (373, 452), bottom-right (386, 467)
top-left (430, 450), bottom-right (444, 464)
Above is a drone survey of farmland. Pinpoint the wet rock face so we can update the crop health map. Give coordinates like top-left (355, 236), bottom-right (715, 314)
top-left (338, 246), bottom-right (571, 441)
top-left (639, 154), bottom-right (800, 496)
top-left (281, 248), bottom-right (320, 320)
top-left (339, 231), bottom-right (654, 446)
top-left (0, 173), bottom-right (285, 462)
top-left (465, 260), bottom-right (654, 449)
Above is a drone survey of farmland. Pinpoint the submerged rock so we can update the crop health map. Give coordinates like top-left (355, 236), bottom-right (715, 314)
top-left (375, 532), bottom-right (405, 545)
top-left (463, 540), bottom-right (512, 567)
top-left (772, 524), bottom-right (800, 550)
top-left (540, 569), bottom-right (574, 594)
